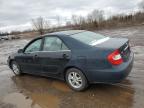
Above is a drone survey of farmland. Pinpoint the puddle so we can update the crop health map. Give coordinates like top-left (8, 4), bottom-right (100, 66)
top-left (51, 81), bottom-right (71, 92)
top-left (2, 92), bottom-right (60, 108)
top-left (31, 93), bottom-right (60, 108)
top-left (2, 92), bottom-right (41, 108)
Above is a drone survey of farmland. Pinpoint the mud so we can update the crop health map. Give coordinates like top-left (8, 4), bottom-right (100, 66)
top-left (0, 26), bottom-right (144, 108)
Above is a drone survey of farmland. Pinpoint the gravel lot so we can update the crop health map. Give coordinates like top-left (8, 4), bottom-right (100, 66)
top-left (0, 26), bottom-right (144, 108)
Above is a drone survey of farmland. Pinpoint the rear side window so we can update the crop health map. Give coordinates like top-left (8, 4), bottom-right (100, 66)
top-left (43, 37), bottom-right (69, 51)
top-left (71, 31), bottom-right (106, 45)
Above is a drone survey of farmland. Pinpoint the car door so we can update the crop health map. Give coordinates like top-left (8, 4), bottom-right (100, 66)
top-left (40, 36), bottom-right (71, 76)
top-left (17, 38), bottom-right (43, 74)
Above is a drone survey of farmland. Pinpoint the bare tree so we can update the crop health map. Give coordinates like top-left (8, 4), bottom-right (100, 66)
top-left (88, 10), bottom-right (104, 23)
top-left (71, 15), bottom-right (79, 25)
top-left (66, 21), bottom-right (72, 26)
top-left (32, 17), bottom-right (50, 35)
top-left (55, 15), bottom-right (61, 27)
top-left (71, 15), bottom-right (87, 29)
top-left (139, 0), bottom-right (144, 11)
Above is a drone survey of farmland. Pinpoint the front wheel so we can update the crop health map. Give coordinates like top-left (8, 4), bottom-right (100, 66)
top-left (65, 68), bottom-right (88, 91)
top-left (11, 61), bottom-right (21, 75)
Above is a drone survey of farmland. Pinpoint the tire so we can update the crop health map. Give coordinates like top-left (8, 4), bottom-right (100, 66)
top-left (11, 61), bottom-right (21, 76)
top-left (65, 68), bottom-right (88, 91)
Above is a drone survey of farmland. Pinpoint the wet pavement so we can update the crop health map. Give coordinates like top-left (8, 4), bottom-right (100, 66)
top-left (0, 26), bottom-right (144, 108)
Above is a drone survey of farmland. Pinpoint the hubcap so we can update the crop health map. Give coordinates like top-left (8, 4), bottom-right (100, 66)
top-left (68, 72), bottom-right (82, 88)
top-left (12, 63), bottom-right (20, 74)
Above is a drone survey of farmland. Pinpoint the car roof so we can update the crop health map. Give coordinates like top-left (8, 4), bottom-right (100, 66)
top-left (46, 30), bottom-right (86, 36)
top-left (27, 30), bottom-right (91, 50)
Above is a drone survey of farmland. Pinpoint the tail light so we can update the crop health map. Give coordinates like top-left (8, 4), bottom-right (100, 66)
top-left (107, 50), bottom-right (123, 65)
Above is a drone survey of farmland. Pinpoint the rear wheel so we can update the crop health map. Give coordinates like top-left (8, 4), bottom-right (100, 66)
top-left (11, 61), bottom-right (21, 75)
top-left (65, 68), bottom-right (88, 91)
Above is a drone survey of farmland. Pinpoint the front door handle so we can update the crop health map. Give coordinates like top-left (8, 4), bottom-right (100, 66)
top-left (63, 53), bottom-right (69, 59)
top-left (33, 54), bottom-right (38, 60)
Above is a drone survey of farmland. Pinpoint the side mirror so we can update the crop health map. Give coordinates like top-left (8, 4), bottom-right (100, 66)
top-left (18, 49), bottom-right (23, 53)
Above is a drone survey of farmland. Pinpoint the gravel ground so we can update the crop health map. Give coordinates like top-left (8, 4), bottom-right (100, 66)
top-left (0, 26), bottom-right (144, 108)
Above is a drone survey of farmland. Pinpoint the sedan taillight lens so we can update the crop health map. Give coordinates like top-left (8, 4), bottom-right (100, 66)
top-left (107, 50), bottom-right (123, 65)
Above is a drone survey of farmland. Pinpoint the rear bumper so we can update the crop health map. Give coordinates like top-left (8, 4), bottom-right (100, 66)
top-left (87, 52), bottom-right (134, 83)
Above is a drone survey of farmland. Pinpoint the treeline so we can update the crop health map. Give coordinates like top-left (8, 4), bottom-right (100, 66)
top-left (1, 11), bottom-right (144, 36)
top-left (0, 32), bottom-right (9, 36)
top-left (104, 12), bottom-right (144, 28)
top-left (0, 31), bottom-right (24, 36)
top-left (64, 0), bottom-right (144, 30)
top-left (30, 9), bottom-right (144, 36)
top-left (65, 10), bottom-right (144, 30)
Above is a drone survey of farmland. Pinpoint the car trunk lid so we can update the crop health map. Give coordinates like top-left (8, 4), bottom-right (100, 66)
top-left (94, 38), bottom-right (131, 62)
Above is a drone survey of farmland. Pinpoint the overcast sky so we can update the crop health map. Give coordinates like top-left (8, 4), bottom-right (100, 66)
top-left (0, 0), bottom-right (142, 32)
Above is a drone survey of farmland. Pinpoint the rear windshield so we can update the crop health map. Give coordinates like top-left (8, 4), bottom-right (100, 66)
top-left (70, 31), bottom-right (106, 45)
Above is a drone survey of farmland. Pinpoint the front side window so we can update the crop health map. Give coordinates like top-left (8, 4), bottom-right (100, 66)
top-left (43, 37), bottom-right (69, 51)
top-left (25, 39), bottom-right (42, 53)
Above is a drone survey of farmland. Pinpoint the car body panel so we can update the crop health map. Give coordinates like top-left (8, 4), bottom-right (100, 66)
top-left (15, 52), bottom-right (42, 74)
top-left (39, 50), bottom-right (71, 74)
top-left (85, 52), bottom-right (134, 83)
top-left (8, 30), bottom-right (134, 84)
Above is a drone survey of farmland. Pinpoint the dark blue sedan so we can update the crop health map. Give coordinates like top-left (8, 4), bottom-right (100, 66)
top-left (8, 30), bottom-right (134, 91)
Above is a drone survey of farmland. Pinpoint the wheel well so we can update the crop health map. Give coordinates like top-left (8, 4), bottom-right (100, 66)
top-left (64, 66), bottom-right (74, 80)
top-left (63, 66), bottom-right (89, 82)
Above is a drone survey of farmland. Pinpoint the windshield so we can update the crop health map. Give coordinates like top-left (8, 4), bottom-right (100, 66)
top-left (70, 31), bottom-right (108, 45)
